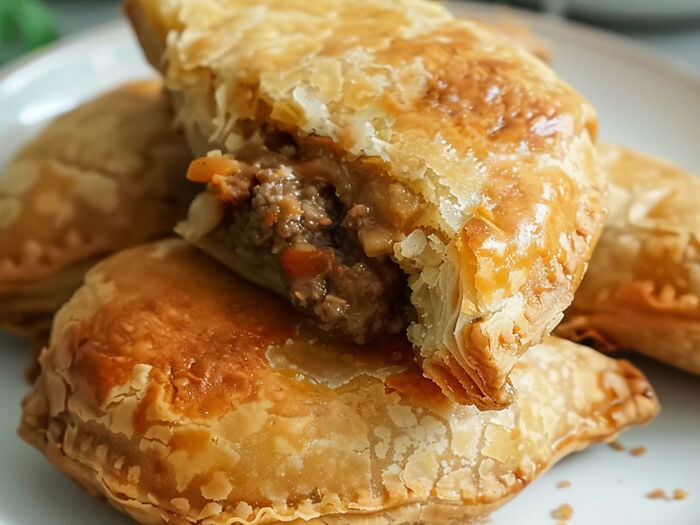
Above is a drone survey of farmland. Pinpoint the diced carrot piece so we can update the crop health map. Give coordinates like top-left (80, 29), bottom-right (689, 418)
top-left (186, 156), bottom-right (240, 183)
top-left (280, 248), bottom-right (333, 279)
top-left (263, 210), bottom-right (278, 227)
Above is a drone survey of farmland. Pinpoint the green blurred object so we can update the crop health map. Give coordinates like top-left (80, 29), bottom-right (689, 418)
top-left (0, 0), bottom-right (58, 64)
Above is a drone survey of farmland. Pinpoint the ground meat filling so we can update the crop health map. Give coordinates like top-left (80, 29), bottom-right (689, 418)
top-left (189, 150), bottom-right (413, 344)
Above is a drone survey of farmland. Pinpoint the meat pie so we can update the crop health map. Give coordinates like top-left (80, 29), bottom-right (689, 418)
top-left (126, 0), bottom-right (606, 407)
top-left (558, 143), bottom-right (700, 375)
top-left (0, 80), bottom-right (193, 341)
top-left (20, 240), bottom-right (657, 525)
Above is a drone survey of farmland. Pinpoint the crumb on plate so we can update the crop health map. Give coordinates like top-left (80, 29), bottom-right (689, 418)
top-left (551, 503), bottom-right (573, 521)
top-left (629, 446), bottom-right (647, 457)
top-left (608, 440), bottom-right (625, 451)
top-left (673, 489), bottom-right (689, 500)
top-left (647, 489), bottom-right (667, 500)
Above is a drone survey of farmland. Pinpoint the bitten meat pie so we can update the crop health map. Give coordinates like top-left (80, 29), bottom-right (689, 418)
top-left (126, 0), bottom-right (606, 408)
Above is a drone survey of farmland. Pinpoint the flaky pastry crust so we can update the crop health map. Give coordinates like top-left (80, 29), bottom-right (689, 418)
top-left (0, 80), bottom-right (193, 340)
top-left (125, 0), bottom-right (606, 408)
top-left (20, 240), bottom-right (657, 525)
top-left (558, 143), bottom-right (700, 374)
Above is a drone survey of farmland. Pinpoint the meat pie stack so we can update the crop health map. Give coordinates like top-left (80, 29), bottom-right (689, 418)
top-left (10, 1), bottom-right (665, 524)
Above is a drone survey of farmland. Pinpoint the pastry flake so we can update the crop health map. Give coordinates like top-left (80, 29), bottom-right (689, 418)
top-left (557, 143), bottom-right (700, 374)
top-left (20, 240), bottom-right (657, 525)
top-left (0, 80), bottom-right (194, 340)
top-left (126, 0), bottom-right (606, 408)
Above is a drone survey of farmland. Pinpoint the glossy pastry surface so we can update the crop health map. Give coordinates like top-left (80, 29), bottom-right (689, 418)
top-left (20, 240), bottom-right (657, 525)
top-left (0, 80), bottom-right (193, 340)
top-left (558, 143), bottom-right (700, 374)
top-left (126, 0), bottom-right (606, 407)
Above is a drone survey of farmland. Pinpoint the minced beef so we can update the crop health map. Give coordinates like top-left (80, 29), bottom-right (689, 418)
top-left (246, 167), bottom-right (337, 252)
top-left (220, 155), bottom-right (412, 344)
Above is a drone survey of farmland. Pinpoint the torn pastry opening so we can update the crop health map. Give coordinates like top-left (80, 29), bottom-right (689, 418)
top-left (179, 125), bottom-right (423, 344)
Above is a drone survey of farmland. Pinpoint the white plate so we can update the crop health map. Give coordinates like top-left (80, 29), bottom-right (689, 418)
top-left (0, 7), bottom-right (699, 525)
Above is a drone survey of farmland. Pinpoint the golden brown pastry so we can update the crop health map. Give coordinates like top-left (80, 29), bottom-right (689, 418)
top-left (126, 0), bottom-right (606, 408)
top-left (558, 143), bottom-right (700, 374)
top-left (0, 80), bottom-right (193, 340)
top-left (20, 239), bottom-right (657, 525)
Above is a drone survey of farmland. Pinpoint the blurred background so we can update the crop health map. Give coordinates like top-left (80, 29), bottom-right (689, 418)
top-left (1, 0), bottom-right (699, 72)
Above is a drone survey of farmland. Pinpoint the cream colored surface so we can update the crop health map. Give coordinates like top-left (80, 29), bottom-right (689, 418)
top-left (126, 0), bottom-right (606, 408)
top-left (558, 143), bottom-right (700, 374)
top-left (21, 240), bottom-right (657, 525)
top-left (0, 80), bottom-right (193, 340)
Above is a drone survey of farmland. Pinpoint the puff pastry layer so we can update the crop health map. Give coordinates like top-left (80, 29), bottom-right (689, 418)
top-left (126, 0), bottom-right (606, 408)
top-left (20, 240), bottom-right (657, 525)
top-left (558, 143), bottom-right (700, 374)
top-left (0, 80), bottom-right (193, 340)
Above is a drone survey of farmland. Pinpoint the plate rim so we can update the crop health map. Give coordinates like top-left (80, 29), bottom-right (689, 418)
top-left (449, 2), bottom-right (700, 87)
top-left (0, 20), bottom-right (138, 88)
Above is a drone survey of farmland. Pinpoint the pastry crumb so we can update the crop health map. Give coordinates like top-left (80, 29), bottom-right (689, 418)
top-left (556, 480), bottom-right (571, 489)
top-left (673, 489), bottom-right (689, 500)
top-left (608, 440), bottom-right (625, 451)
top-left (646, 488), bottom-right (689, 501)
top-left (647, 489), bottom-right (667, 500)
top-left (551, 503), bottom-right (573, 521)
top-left (629, 446), bottom-right (646, 457)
